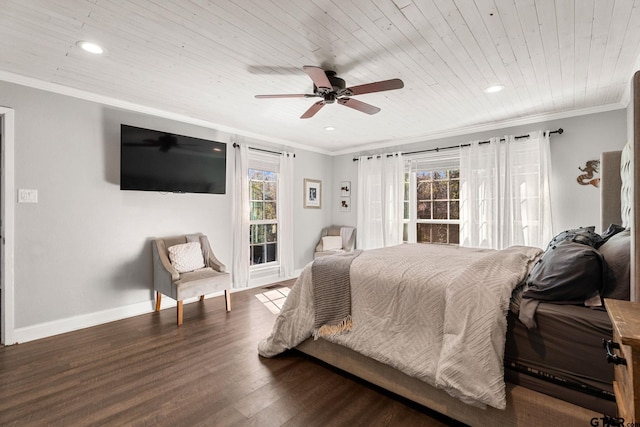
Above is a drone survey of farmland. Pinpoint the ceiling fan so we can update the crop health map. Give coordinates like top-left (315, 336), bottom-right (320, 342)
top-left (254, 66), bottom-right (404, 119)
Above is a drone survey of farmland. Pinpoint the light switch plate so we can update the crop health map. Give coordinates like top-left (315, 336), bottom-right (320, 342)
top-left (18, 189), bottom-right (38, 203)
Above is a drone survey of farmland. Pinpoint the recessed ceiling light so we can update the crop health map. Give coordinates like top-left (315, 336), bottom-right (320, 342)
top-left (325, 126), bottom-right (335, 131)
top-left (484, 84), bottom-right (505, 94)
top-left (77, 41), bottom-right (105, 55)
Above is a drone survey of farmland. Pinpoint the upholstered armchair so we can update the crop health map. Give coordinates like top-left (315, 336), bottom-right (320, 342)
top-left (314, 225), bottom-right (357, 259)
top-left (152, 233), bottom-right (231, 325)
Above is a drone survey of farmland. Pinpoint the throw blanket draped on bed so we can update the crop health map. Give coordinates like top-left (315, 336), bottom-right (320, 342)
top-left (312, 250), bottom-right (362, 339)
top-left (258, 244), bottom-right (542, 409)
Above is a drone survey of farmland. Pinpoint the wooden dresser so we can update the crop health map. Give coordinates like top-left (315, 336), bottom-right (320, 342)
top-left (605, 298), bottom-right (640, 421)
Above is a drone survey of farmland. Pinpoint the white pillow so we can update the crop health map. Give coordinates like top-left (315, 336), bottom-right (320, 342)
top-left (168, 242), bottom-right (205, 273)
top-left (322, 235), bottom-right (343, 251)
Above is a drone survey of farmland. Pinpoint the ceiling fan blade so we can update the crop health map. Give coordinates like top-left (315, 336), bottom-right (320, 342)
top-left (300, 100), bottom-right (326, 119)
top-left (255, 94), bottom-right (314, 99)
top-left (344, 78), bottom-right (404, 96)
top-left (303, 66), bottom-right (332, 89)
top-left (337, 98), bottom-right (381, 115)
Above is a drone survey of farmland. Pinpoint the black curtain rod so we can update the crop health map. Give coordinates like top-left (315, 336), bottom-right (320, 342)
top-left (353, 152), bottom-right (400, 161)
top-left (353, 128), bottom-right (563, 161)
top-left (233, 142), bottom-right (295, 157)
top-left (404, 128), bottom-right (563, 155)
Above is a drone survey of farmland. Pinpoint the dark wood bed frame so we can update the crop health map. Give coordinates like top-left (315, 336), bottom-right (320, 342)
top-left (295, 71), bottom-right (640, 426)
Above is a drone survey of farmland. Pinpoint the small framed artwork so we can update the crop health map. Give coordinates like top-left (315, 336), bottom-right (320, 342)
top-left (341, 197), bottom-right (350, 212)
top-left (304, 178), bottom-right (322, 209)
top-left (340, 181), bottom-right (351, 197)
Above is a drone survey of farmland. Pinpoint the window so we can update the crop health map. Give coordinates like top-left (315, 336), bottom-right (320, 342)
top-left (249, 168), bottom-right (278, 266)
top-left (404, 153), bottom-right (460, 245)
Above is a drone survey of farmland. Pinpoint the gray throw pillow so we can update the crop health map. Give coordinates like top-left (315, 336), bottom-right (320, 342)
top-left (598, 229), bottom-right (631, 300)
top-left (523, 240), bottom-right (605, 304)
top-left (545, 226), bottom-right (603, 249)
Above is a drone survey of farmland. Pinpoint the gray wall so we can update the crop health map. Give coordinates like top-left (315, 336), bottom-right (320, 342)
top-left (1, 81), bottom-right (333, 331)
top-left (293, 150), bottom-right (334, 267)
top-left (1, 77), bottom-right (627, 336)
top-left (330, 109), bottom-right (629, 235)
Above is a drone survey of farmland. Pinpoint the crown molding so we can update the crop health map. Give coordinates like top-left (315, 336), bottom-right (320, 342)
top-left (329, 102), bottom-right (626, 156)
top-left (0, 71), bottom-right (333, 156)
top-left (0, 70), bottom-right (627, 158)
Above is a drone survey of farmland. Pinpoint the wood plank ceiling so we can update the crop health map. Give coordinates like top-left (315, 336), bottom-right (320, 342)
top-left (1, 0), bottom-right (639, 153)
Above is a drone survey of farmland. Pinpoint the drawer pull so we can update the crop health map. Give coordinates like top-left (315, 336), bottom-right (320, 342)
top-left (602, 339), bottom-right (627, 365)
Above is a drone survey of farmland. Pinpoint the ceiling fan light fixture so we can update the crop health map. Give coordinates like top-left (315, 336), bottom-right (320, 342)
top-left (484, 84), bottom-right (505, 94)
top-left (325, 126), bottom-right (335, 131)
top-left (255, 66), bottom-right (404, 119)
top-left (77, 41), bottom-right (105, 55)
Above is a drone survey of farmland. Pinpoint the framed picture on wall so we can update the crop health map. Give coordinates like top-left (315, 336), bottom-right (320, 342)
top-left (304, 178), bottom-right (321, 208)
top-left (341, 197), bottom-right (350, 212)
top-left (340, 181), bottom-right (351, 197)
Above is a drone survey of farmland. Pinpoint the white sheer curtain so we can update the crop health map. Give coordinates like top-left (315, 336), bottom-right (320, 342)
top-left (232, 143), bottom-right (250, 288)
top-left (278, 152), bottom-right (294, 278)
top-left (459, 131), bottom-right (553, 249)
top-left (357, 152), bottom-right (404, 249)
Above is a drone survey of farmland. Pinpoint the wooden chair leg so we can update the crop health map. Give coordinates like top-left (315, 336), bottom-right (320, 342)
top-left (155, 292), bottom-right (162, 312)
top-left (177, 300), bottom-right (183, 326)
top-left (224, 289), bottom-right (231, 312)
top-left (199, 295), bottom-right (205, 302)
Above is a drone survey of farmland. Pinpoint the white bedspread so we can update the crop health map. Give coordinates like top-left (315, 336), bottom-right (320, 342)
top-left (258, 243), bottom-right (542, 409)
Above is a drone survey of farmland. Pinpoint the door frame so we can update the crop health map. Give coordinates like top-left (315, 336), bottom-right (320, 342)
top-left (1, 107), bottom-right (15, 345)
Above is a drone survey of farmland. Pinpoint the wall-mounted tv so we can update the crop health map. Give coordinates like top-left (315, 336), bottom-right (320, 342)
top-left (120, 124), bottom-right (227, 194)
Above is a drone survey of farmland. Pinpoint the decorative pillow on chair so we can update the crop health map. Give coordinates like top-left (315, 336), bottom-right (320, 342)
top-left (322, 235), bottom-right (343, 251)
top-left (168, 242), bottom-right (205, 273)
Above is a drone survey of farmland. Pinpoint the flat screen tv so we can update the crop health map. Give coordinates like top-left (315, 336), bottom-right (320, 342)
top-left (120, 124), bottom-right (227, 194)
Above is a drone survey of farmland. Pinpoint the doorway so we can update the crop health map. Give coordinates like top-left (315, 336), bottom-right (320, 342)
top-left (0, 107), bottom-right (15, 345)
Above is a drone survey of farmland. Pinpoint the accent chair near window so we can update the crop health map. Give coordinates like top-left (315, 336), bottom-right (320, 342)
top-left (152, 233), bottom-right (231, 325)
top-left (314, 226), bottom-right (357, 258)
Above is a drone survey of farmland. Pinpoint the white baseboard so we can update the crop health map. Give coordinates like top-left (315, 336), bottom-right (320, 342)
top-left (11, 272), bottom-right (302, 344)
top-left (12, 292), bottom-right (226, 344)
top-left (14, 300), bottom-right (155, 344)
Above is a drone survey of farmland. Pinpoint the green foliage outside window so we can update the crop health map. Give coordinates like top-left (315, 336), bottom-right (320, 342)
top-left (249, 168), bottom-right (278, 265)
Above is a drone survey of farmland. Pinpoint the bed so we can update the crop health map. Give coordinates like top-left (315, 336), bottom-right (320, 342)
top-left (259, 71), bottom-right (640, 426)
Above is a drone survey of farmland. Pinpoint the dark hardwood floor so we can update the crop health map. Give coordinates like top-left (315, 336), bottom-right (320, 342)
top-left (0, 281), bottom-right (463, 426)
